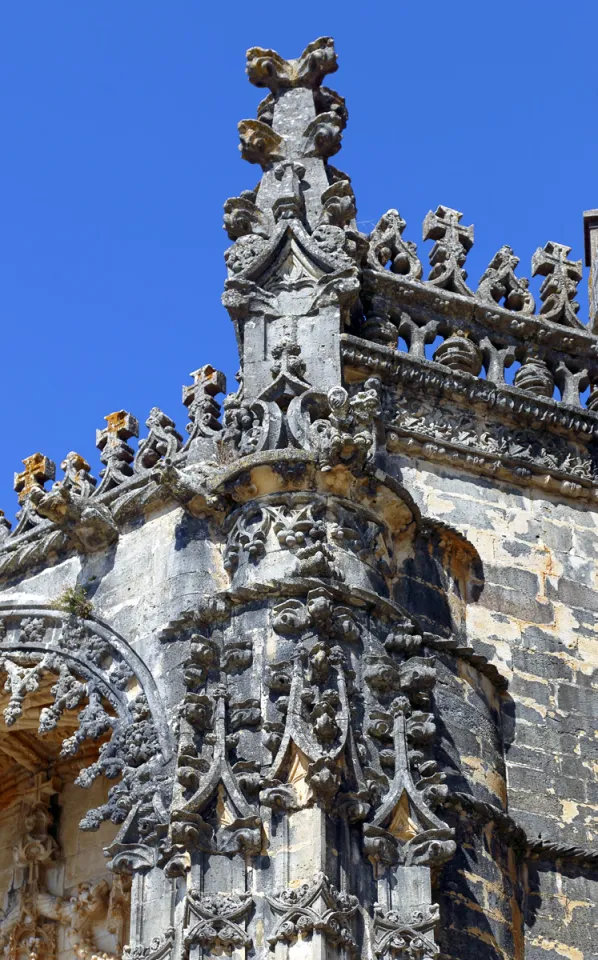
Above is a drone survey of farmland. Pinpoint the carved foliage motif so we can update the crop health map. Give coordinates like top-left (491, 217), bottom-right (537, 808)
top-left (165, 583), bottom-right (453, 877)
top-left (477, 245), bottom-right (535, 315)
top-left (0, 611), bottom-right (169, 834)
top-left (373, 903), bottom-right (440, 960)
top-left (368, 210), bottom-right (423, 281)
top-left (386, 391), bottom-right (598, 485)
top-left (183, 892), bottom-right (253, 957)
top-left (266, 872), bottom-right (357, 951)
top-left (223, 493), bottom-right (393, 583)
top-left (246, 37), bottom-right (338, 93)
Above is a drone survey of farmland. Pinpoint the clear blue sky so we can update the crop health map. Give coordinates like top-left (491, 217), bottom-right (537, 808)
top-left (1, 1), bottom-right (596, 521)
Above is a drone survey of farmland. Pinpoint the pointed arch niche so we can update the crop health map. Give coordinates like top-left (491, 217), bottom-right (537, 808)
top-left (0, 605), bottom-right (172, 960)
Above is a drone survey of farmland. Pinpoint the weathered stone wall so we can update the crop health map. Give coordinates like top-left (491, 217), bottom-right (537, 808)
top-left (385, 452), bottom-right (598, 957)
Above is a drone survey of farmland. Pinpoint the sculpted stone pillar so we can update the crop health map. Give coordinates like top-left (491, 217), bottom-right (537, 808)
top-left (143, 38), bottom-right (458, 960)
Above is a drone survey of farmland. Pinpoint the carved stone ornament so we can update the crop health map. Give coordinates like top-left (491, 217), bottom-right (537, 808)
top-left (0, 607), bottom-right (172, 834)
top-left (266, 872), bottom-right (357, 951)
top-left (245, 37), bottom-right (338, 92)
top-left (183, 891), bottom-right (253, 957)
top-left (531, 241), bottom-right (584, 327)
top-left (423, 205), bottom-right (474, 296)
top-left (477, 245), bottom-right (535, 314)
top-left (0, 789), bottom-right (128, 960)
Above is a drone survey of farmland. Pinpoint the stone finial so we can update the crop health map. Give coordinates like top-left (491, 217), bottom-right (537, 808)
top-left (60, 452), bottom-right (97, 497)
top-left (477, 245), bottom-right (535, 314)
top-left (583, 209), bottom-right (598, 330)
top-left (183, 365), bottom-right (226, 443)
top-left (96, 410), bottom-right (139, 493)
top-left (232, 37), bottom-right (348, 237)
top-left (367, 210), bottom-right (422, 280)
top-left (246, 37), bottom-right (337, 93)
top-left (135, 408), bottom-right (183, 472)
top-left (423, 205), bottom-right (474, 296)
top-left (14, 453), bottom-right (56, 504)
top-left (531, 241), bottom-right (583, 327)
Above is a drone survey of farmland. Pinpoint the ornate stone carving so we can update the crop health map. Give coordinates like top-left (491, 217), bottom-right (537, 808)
top-left (246, 37), bottom-right (338, 92)
top-left (13, 453), bottom-right (56, 536)
top-left (477, 245), bottom-right (535, 314)
top-left (0, 790), bottom-right (125, 960)
top-left (183, 892), bottom-right (253, 956)
top-left (368, 210), bottom-right (423, 280)
top-left (531, 241), bottom-right (584, 327)
top-left (135, 408), bottom-right (182, 473)
top-left (0, 609), bottom-right (171, 834)
top-left (123, 929), bottom-right (175, 960)
top-left (423, 205), bottom-right (474, 296)
top-left (372, 903), bottom-right (439, 960)
top-left (266, 873), bottom-right (357, 950)
top-left (182, 365), bottom-right (226, 446)
top-left (286, 377), bottom-right (381, 470)
top-left (95, 411), bottom-right (140, 494)
top-left (60, 451), bottom-right (97, 496)
top-left (238, 119), bottom-right (285, 167)
top-left (223, 190), bottom-right (270, 240)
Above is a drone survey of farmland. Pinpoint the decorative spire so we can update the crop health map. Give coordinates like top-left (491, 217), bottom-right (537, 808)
top-left (423, 205), bottom-right (474, 296)
top-left (95, 410), bottom-right (139, 494)
top-left (531, 241), bottom-right (583, 327)
top-left (232, 36), bottom-right (352, 237)
top-left (14, 453), bottom-right (55, 503)
top-left (222, 38), bottom-right (362, 437)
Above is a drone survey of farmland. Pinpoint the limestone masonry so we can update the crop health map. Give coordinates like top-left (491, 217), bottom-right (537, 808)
top-left (0, 37), bottom-right (597, 960)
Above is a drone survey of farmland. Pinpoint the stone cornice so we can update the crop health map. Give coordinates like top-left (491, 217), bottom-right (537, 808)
top-left (362, 268), bottom-right (598, 368)
top-left (342, 334), bottom-right (598, 502)
top-left (445, 791), bottom-right (598, 868)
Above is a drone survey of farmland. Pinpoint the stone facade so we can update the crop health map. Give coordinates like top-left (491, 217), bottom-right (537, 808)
top-left (0, 35), bottom-right (597, 960)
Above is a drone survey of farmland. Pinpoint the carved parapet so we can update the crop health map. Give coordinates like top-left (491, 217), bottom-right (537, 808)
top-left (343, 334), bottom-right (598, 503)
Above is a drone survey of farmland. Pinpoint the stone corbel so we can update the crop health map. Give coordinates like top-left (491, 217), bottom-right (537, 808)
top-left (152, 461), bottom-right (223, 518)
top-left (30, 483), bottom-right (118, 552)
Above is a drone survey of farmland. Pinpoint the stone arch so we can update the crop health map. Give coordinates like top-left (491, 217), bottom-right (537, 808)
top-left (0, 603), bottom-right (173, 831)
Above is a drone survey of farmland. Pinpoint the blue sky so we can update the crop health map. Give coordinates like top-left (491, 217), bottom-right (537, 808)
top-left (0, 1), bottom-right (597, 520)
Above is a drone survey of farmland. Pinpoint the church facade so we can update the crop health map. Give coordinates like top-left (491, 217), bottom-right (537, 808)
top-left (0, 37), bottom-right (597, 960)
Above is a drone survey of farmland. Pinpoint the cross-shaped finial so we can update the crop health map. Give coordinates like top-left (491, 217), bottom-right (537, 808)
top-left (183, 365), bottom-right (226, 443)
top-left (531, 241), bottom-right (583, 327)
top-left (423, 205), bottom-right (474, 296)
top-left (95, 410), bottom-right (139, 494)
top-left (14, 453), bottom-right (56, 503)
top-left (96, 410), bottom-right (139, 450)
top-left (183, 365), bottom-right (227, 410)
